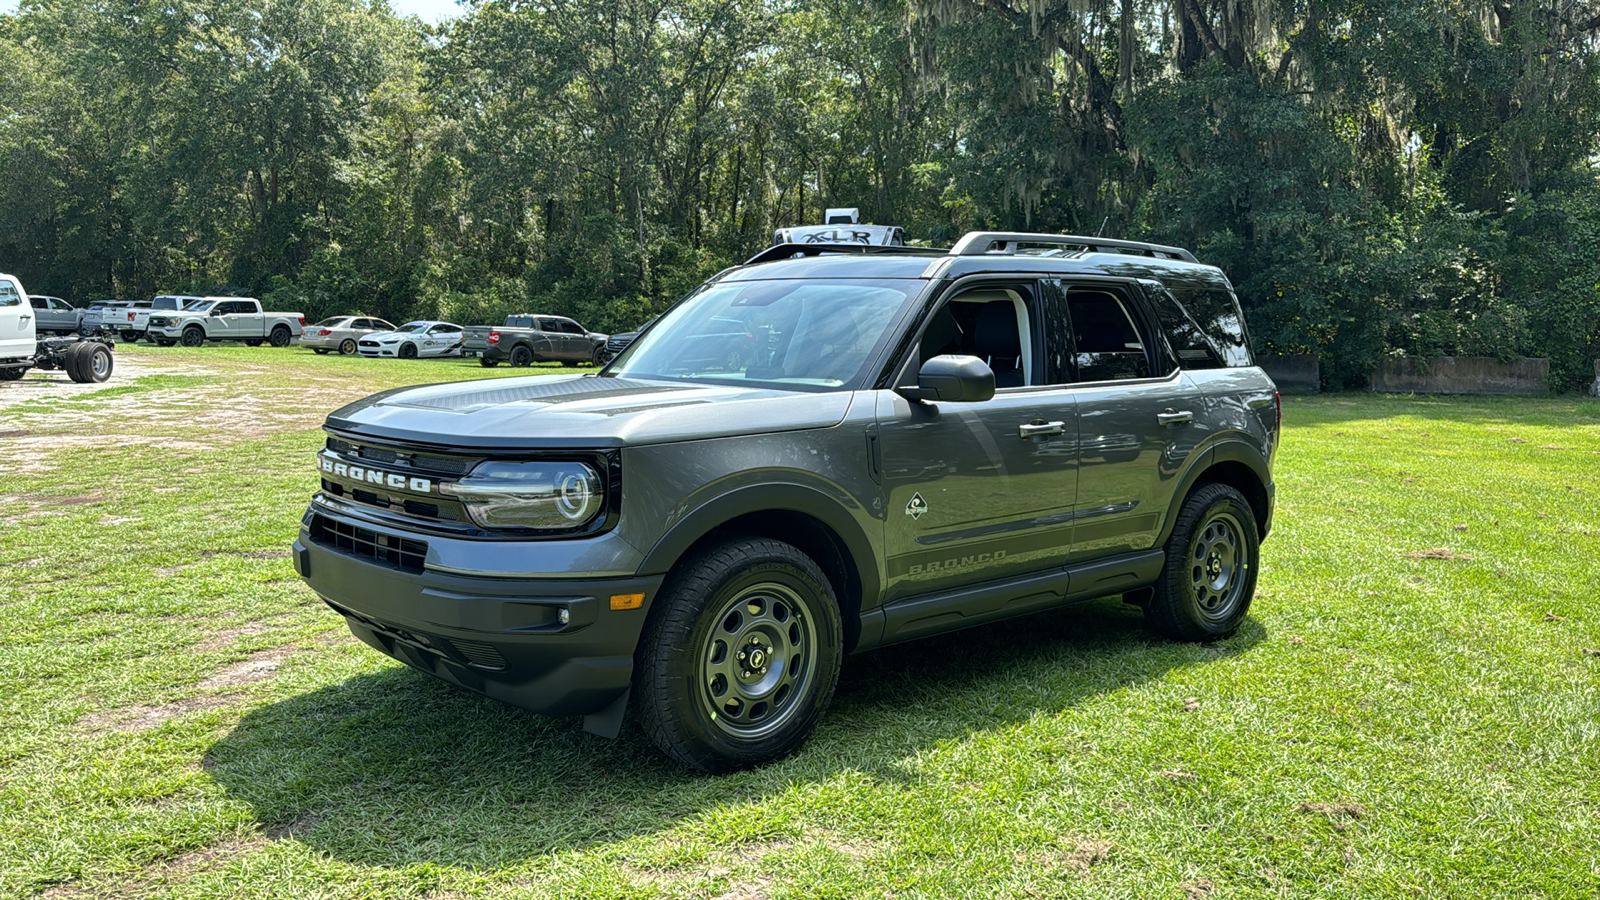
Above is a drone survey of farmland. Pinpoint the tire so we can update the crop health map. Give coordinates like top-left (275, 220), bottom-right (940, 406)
top-left (313, 348), bottom-right (329, 355)
top-left (0, 366), bottom-right (24, 381)
top-left (65, 342), bottom-right (113, 383)
top-left (340, 338), bottom-right (357, 355)
top-left (592, 347), bottom-right (606, 367)
top-left (269, 326), bottom-right (292, 347)
top-left (156, 339), bottom-right (176, 347)
top-left (120, 331), bottom-right (139, 343)
top-left (399, 342), bottom-right (418, 359)
top-left (634, 537), bottom-right (843, 772)
top-left (180, 327), bottom-right (205, 347)
top-left (509, 345), bottom-right (534, 367)
top-left (1144, 483), bottom-right (1259, 641)
top-left (245, 339), bottom-right (263, 347)
top-left (479, 358), bottom-right (499, 368)
top-left (722, 349), bottom-right (743, 370)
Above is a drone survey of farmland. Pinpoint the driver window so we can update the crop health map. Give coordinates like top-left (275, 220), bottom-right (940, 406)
top-left (917, 287), bottom-right (1037, 388)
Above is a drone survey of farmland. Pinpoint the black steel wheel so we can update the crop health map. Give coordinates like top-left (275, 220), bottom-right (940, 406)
top-left (340, 338), bottom-right (357, 355)
top-left (120, 331), bottom-right (140, 343)
top-left (1145, 482), bottom-right (1259, 641)
top-left (635, 537), bottom-right (843, 772)
top-left (399, 342), bottom-right (418, 359)
top-left (180, 327), bottom-right (205, 347)
top-left (269, 326), bottom-right (292, 347)
top-left (509, 345), bottom-right (534, 367)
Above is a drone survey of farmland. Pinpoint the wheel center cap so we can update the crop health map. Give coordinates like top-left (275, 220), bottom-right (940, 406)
top-left (1208, 556), bottom-right (1222, 576)
top-left (747, 647), bottom-right (767, 669)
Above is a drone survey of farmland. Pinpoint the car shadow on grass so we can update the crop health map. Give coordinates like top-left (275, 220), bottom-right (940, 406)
top-left (203, 596), bottom-right (1263, 869)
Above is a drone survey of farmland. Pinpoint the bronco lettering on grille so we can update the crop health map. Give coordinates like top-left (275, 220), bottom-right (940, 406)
top-left (319, 454), bottom-right (433, 493)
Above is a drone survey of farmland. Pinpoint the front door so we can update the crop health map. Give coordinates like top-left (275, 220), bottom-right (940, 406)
top-left (875, 282), bottom-right (1080, 602)
top-left (0, 278), bottom-right (33, 357)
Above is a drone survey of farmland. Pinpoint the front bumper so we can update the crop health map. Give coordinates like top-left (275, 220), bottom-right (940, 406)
top-left (294, 515), bottom-right (662, 719)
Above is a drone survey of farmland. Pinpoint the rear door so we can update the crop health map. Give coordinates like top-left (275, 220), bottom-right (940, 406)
top-left (0, 278), bottom-right (33, 357)
top-left (229, 301), bottom-right (266, 337)
top-left (1047, 279), bottom-right (1203, 561)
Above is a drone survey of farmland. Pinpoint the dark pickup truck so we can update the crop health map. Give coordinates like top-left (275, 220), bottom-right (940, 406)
top-left (462, 315), bottom-right (609, 368)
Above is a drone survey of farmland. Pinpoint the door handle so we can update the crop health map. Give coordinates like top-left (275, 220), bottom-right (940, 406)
top-left (1018, 420), bottom-right (1066, 438)
top-left (1157, 409), bottom-right (1194, 426)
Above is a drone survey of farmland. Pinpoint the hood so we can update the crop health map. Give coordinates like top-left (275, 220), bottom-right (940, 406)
top-left (325, 374), bottom-right (856, 450)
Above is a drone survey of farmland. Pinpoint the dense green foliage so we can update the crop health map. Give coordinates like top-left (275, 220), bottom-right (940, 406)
top-left (3, 0), bottom-right (1599, 387)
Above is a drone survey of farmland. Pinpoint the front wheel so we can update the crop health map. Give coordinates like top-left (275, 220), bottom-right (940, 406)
top-left (180, 327), bottom-right (205, 347)
top-left (1144, 483), bottom-right (1259, 641)
top-left (592, 346), bottom-right (606, 367)
top-left (120, 331), bottom-right (140, 343)
top-left (268, 326), bottom-right (292, 347)
top-left (399, 342), bottom-right (418, 359)
top-left (634, 538), bottom-right (843, 772)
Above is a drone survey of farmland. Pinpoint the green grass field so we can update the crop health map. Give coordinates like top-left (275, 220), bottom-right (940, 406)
top-left (2, 344), bottom-right (1597, 899)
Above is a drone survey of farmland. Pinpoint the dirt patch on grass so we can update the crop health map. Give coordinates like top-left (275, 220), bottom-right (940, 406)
top-left (1014, 836), bottom-right (1113, 873)
top-left (1402, 548), bottom-right (1476, 560)
top-left (40, 836), bottom-right (270, 900)
top-left (80, 693), bottom-right (246, 734)
top-left (192, 622), bottom-right (273, 652)
top-left (1299, 801), bottom-right (1367, 830)
top-left (197, 648), bottom-right (292, 689)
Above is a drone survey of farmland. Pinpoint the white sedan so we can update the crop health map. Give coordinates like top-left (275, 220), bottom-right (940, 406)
top-left (357, 321), bottom-right (466, 359)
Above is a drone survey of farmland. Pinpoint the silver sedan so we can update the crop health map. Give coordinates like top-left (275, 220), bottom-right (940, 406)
top-left (301, 316), bottom-right (396, 355)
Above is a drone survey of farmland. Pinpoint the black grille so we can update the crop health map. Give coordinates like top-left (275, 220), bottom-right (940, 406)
top-left (446, 639), bottom-right (508, 671)
top-left (309, 514), bottom-right (427, 572)
top-left (325, 438), bottom-right (476, 475)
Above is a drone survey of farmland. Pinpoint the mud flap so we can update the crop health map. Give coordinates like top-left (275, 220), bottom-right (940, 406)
top-left (582, 687), bottom-right (630, 739)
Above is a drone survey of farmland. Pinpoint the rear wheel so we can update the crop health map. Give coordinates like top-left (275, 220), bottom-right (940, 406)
top-left (634, 537), bottom-right (843, 772)
top-left (244, 339), bottom-right (263, 347)
top-left (0, 366), bottom-right (24, 381)
top-left (509, 345), bottom-right (534, 367)
top-left (399, 342), bottom-right (418, 359)
top-left (156, 339), bottom-right (176, 347)
top-left (268, 326), bottom-right (292, 347)
top-left (1144, 483), bottom-right (1259, 641)
top-left (340, 338), bottom-right (357, 355)
top-left (66, 342), bottom-right (113, 383)
top-left (120, 331), bottom-right (140, 343)
top-left (180, 327), bottom-right (205, 347)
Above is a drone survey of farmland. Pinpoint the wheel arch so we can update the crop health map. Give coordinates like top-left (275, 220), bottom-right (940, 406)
top-left (638, 485), bottom-right (880, 653)
top-left (1158, 441), bottom-right (1273, 546)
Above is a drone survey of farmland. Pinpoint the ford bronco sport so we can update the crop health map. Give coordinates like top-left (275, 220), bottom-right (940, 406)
top-left (294, 231), bottom-right (1279, 772)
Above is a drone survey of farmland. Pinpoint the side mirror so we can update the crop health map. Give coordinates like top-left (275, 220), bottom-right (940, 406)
top-left (210, 308), bottom-right (225, 317)
top-left (896, 354), bottom-right (996, 403)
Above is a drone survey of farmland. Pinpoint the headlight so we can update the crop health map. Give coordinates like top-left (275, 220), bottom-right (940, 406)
top-left (441, 460), bottom-right (605, 530)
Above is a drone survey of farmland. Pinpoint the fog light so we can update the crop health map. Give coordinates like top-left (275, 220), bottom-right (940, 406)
top-left (558, 608), bottom-right (571, 625)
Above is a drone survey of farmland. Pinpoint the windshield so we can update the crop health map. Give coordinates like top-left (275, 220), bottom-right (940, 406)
top-left (185, 300), bottom-right (214, 312)
top-left (395, 322), bottom-right (428, 334)
top-left (606, 278), bottom-right (919, 390)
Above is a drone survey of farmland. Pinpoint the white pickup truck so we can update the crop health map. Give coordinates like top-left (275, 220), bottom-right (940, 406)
top-left (122, 295), bottom-right (203, 342)
top-left (1, 273), bottom-right (114, 384)
top-left (147, 297), bottom-right (305, 347)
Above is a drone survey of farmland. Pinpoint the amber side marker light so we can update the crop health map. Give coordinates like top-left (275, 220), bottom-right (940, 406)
top-left (610, 593), bottom-right (646, 611)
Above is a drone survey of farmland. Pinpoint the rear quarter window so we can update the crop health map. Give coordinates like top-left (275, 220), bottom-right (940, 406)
top-left (1150, 282), bottom-right (1253, 369)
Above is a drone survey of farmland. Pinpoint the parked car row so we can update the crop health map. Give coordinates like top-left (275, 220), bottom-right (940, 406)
top-left (21, 291), bottom-right (616, 366)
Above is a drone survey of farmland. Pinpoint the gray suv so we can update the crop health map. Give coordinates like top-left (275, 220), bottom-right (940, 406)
top-left (294, 231), bottom-right (1279, 772)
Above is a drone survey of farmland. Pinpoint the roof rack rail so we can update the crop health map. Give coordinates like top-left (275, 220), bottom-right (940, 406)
top-left (948, 232), bottom-right (1198, 263)
top-left (744, 242), bottom-right (942, 266)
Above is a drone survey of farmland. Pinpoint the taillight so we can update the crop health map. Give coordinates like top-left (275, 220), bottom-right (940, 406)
top-left (298, 315), bottom-right (305, 326)
top-left (488, 331), bottom-right (500, 344)
top-left (317, 328), bottom-right (331, 336)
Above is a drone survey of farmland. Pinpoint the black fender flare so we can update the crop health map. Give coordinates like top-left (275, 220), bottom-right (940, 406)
top-left (1156, 438), bottom-right (1273, 546)
top-left (637, 482), bottom-right (883, 613)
